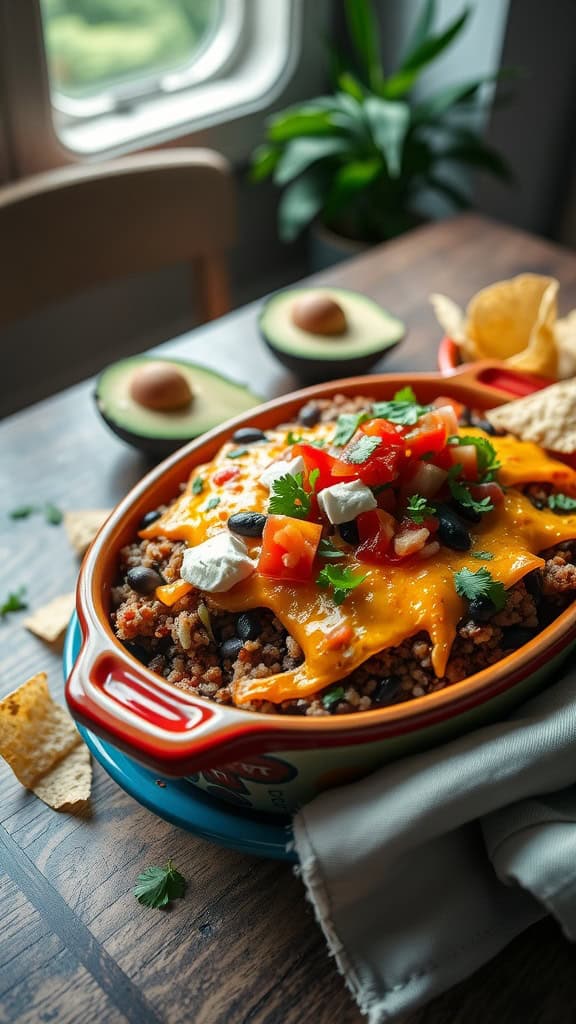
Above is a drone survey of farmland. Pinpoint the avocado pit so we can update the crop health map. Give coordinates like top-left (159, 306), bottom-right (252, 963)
top-left (291, 294), bottom-right (347, 336)
top-left (130, 362), bottom-right (193, 412)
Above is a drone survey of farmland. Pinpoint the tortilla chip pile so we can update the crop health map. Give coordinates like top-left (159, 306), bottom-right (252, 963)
top-left (0, 673), bottom-right (91, 812)
top-left (486, 377), bottom-right (576, 454)
top-left (431, 273), bottom-right (576, 379)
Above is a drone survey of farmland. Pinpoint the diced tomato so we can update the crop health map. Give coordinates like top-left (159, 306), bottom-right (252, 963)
top-left (376, 487), bottom-right (397, 514)
top-left (394, 526), bottom-right (430, 558)
top-left (333, 428), bottom-right (405, 487)
top-left (430, 404), bottom-right (460, 437)
top-left (447, 444), bottom-right (478, 481)
top-left (469, 481), bottom-right (504, 504)
top-left (293, 443), bottom-right (349, 491)
top-left (258, 514), bottom-right (322, 582)
top-left (356, 509), bottom-right (396, 563)
top-left (212, 466), bottom-right (241, 486)
top-left (361, 419), bottom-right (404, 442)
top-left (403, 423), bottom-right (446, 461)
top-left (432, 395), bottom-right (465, 420)
top-left (400, 461), bottom-right (448, 498)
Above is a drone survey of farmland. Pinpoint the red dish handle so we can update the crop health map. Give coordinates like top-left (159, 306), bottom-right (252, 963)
top-left (65, 635), bottom-right (271, 775)
top-left (438, 336), bottom-right (554, 401)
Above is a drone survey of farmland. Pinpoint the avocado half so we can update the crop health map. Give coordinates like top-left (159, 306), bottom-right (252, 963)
top-left (95, 356), bottom-right (262, 457)
top-left (259, 287), bottom-right (405, 382)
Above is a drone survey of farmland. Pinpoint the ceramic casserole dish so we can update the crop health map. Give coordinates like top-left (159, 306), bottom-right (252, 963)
top-left (66, 365), bottom-right (576, 814)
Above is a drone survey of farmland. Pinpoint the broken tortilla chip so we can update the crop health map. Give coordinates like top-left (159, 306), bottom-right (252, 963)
top-left (486, 378), bottom-right (576, 454)
top-left (64, 509), bottom-right (110, 557)
top-left (0, 673), bottom-right (91, 811)
top-left (24, 592), bottom-right (76, 646)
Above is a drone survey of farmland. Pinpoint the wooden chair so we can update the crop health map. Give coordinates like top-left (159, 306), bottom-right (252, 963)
top-left (0, 149), bottom-right (236, 330)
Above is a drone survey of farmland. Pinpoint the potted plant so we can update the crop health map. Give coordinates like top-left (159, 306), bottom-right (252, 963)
top-left (251, 0), bottom-right (513, 268)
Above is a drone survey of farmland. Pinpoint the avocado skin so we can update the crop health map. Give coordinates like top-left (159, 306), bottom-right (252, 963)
top-left (260, 333), bottom-right (391, 384)
top-left (95, 402), bottom-right (195, 457)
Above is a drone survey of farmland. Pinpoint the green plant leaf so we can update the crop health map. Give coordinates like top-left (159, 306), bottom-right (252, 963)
top-left (412, 69), bottom-right (512, 122)
top-left (344, 0), bottom-right (383, 93)
top-left (425, 173), bottom-right (471, 209)
top-left (250, 144), bottom-right (280, 183)
top-left (267, 106), bottom-right (338, 143)
top-left (274, 137), bottom-right (351, 186)
top-left (438, 139), bottom-right (513, 181)
top-left (337, 71), bottom-right (365, 102)
top-left (364, 97), bottom-right (410, 177)
top-left (278, 170), bottom-right (327, 242)
top-left (325, 157), bottom-right (383, 220)
top-left (383, 8), bottom-right (470, 98)
top-left (403, 0), bottom-right (437, 59)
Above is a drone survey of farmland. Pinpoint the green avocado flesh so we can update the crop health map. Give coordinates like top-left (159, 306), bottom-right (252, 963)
top-left (259, 288), bottom-right (404, 363)
top-left (96, 357), bottom-right (261, 451)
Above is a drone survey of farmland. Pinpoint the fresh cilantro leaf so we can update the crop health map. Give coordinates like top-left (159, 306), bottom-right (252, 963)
top-left (333, 412), bottom-right (370, 447)
top-left (322, 686), bottom-right (345, 709)
top-left (318, 537), bottom-right (346, 560)
top-left (1, 586), bottom-right (27, 618)
top-left (268, 472), bottom-right (316, 519)
top-left (454, 567), bottom-right (506, 612)
top-left (471, 550), bottom-right (495, 560)
top-left (204, 496), bottom-right (221, 511)
top-left (44, 503), bottom-right (63, 525)
top-left (448, 466), bottom-right (493, 514)
top-left (316, 564), bottom-right (366, 605)
top-left (548, 493), bottom-right (576, 513)
top-left (405, 494), bottom-right (436, 524)
top-left (133, 860), bottom-right (186, 909)
top-left (226, 448), bottom-right (249, 459)
top-left (286, 431), bottom-right (304, 445)
top-left (371, 398), bottom-right (431, 426)
top-left (393, 386), bottom-right (417, 402)
top-left (309, 438), bottom-right (326, 449)
top-left (342, 434), bottom-right (381, 464)
top-left (448, 435), bottom-right (501, 481)
top-left (191, 477), bottom-right (204, 496)
top-left (9, 505), bottom-right (37, 520)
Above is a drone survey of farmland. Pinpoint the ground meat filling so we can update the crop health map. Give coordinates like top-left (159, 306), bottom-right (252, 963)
top-left (111, 398), bottom-right (576, 717)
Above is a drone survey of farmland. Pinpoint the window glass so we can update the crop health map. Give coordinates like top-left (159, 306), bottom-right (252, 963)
top-left (40, 0), bottom-right (223, 100)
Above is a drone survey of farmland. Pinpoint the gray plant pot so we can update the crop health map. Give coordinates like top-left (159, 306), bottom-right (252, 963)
top-left (307, 220), bottom-right (369, 272)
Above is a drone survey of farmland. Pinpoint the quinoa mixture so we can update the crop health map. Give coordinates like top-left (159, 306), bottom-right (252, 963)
top-left (111, 395), bottom-right (576, 716)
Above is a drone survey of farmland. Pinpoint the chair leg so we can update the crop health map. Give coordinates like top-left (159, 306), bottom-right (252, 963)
top-left (193, 253), bottom-right (231, 322)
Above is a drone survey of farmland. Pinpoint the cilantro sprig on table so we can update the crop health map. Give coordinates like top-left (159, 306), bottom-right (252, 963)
top-left (316, 564), bottom-right (366, 605)
top-left (405, 494), bottom-right (436, 524)
top-left (548, 493), bottom-right (576, 513)
top-left (268, 469), bottom-right (319, 519)
top-left (133, 860), bottom-right (186, 909)
top-left (9, 503), bottom-right (63, 525)
top-left (454, 567), bottom-right (506, 611)
top-left (448, 466), bottom-right (493, 515)
top-left (0, 586), bottom-right (28, 619)
top-left (448, 435), bottom-right (501, 481)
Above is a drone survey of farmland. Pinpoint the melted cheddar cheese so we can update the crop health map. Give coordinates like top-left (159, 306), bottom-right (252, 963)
top-left (140, 423), bottom-right (576, 704)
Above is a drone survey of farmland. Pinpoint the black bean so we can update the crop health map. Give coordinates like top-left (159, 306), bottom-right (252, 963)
top-left (139, 508), bottom-right (162, 528)
top-left (468, 595), bottom-right (498, 622)
top-left (236, 612), bottom-right (260, 641)
top-left (470, 414), bottom-right (497, 436)
top-left (524, 569), bottom-right (543, 605)
top-left (460, 406), bottom-right (473, 426)
top-left (373, 675), bottom-right (401, 706)
top-left (502, 626), bottom-right (538, 650)
top-left (231, 426), bottom-right (267, 444)
top-left (435, 505), bottom-right (472, 551)
top-left (527, 493), bottom-right (546, 511)
top-left (220, 637), bottom-right (243, 660)
top-left (450, 498), bottom-right (482, 524)
top-left (126, 565), bottom-right (164, 594)
top-left (298, 401), bottom-right (321, 427)
top-left (338, 519), bottom-right (359, 546)
top-left (228, 511), bottom-right (267, 538)
top-left (124, 640), bottom-right (152, 665)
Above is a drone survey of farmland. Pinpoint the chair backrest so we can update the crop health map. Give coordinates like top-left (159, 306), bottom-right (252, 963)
top-left (0, 148), bottom-right (236, 329)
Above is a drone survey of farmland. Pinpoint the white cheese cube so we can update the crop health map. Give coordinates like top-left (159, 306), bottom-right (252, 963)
top-left (259, 455), bottom-right (305, 491)
top-left (317, 480), bottom-right (377, 525)
top-left (180, 532), bottom-right (255, 593)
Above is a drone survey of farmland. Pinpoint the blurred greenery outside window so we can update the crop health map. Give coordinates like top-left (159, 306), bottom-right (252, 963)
top-left (40, 0), bottom-right (228, 114)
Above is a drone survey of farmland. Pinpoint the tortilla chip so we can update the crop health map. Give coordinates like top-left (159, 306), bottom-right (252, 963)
top-left (486, 378), bottom-right (576, 453)
top-left (0, 673), bottom-right (91, 811)
top-left (555, 310), bottom-right (576, 379)
top-left (465, 274), bottom-right (558, 377)
top-left (24, 592), bottom-right (76, 646)
top-left (64, 509), bottom-right (110, 557)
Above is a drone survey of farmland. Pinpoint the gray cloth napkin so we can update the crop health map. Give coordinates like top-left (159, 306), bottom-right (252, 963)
top-left (292, 663), bottom-right (576, 1022)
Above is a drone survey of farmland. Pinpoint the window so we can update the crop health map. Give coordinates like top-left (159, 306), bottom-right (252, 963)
top-left (34, 0), bottom-right (300, 157)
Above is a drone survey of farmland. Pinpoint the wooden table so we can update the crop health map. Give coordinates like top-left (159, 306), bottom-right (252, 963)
top-left (2, 213), bottom-right (576, 1024)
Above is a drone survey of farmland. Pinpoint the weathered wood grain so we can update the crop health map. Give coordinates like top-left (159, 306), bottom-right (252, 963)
top-left (1, 214), bottom-right (576, 1023)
